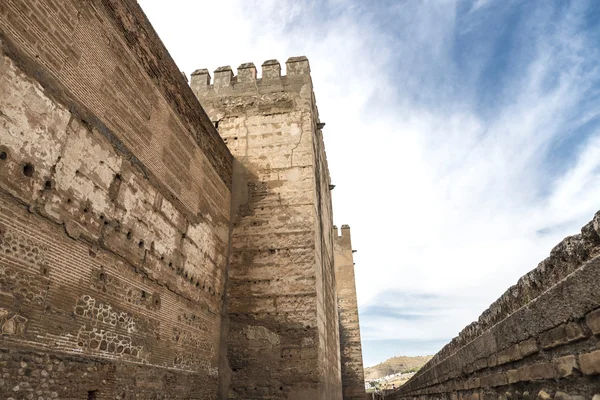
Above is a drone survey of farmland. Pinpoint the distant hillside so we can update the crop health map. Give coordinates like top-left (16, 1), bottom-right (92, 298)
top-left (364, 355), bottom-right (433, 381)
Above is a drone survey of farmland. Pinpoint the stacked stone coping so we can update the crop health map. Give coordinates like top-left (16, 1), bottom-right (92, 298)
top-left (392, 211), bottom-right (600, 398)
top-left (190, 56), bottom-right (311, 91)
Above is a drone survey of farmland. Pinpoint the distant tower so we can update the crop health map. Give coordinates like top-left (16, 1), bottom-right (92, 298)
top-left (334, 225), bottom-right (367, 400)
top-left (192, 57), bottom-right (342, 399)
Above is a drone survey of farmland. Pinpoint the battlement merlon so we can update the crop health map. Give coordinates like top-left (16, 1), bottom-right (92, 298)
top-left (189, 56), bottom-right (311, 93)
top-left (333, 224), bottom-right (352, 247)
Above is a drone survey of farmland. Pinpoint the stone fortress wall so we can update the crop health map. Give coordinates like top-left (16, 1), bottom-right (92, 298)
top-left (391, 213), bottom-right (600, 399)
top-left (0, 0), bottom-right (233, 398)
top-left (334, 225), bottom-right (367, 400)
top-left (4, 1), bottom-right (600, 400)
top-left (0, 1), bottom-right (367, 399)
top-left (191, 57), bottom-right (343, 400)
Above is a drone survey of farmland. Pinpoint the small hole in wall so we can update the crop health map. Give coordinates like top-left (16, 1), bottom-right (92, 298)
top-left (23, 163), bottom-right (34, 177)
top-left (155, 299), bottom-right (160, 306)
top-left (0, 151), bottom-right (7, 160)
top-left (138, 240), bottom-right (144, 248)
top-left (234, 137), bottom-right (238, 140)
top-left (67, 198), bottom-right (72, 204)
top-left (141, 291), bottom-right (146, 299)
top-left (126, 231), bottom-right (132, 240)
top-left (83, 207), bottom-right (89, 213)
top-left (280, 387), bottom-right (283, 391)
top-left (87, 390), bottom-right (98, 400)
top-left (44, 180), bottom-right (52, 190)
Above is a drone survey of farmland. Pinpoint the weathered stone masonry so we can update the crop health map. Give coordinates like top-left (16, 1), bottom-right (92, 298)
top-left (334, 225), bottom-right (367, 400)
top-left (192, 58), bottom-right (345, 400)
top-left (391, 213), bottom-right (600, 399)
top-left (0, 1), bottom-right (366, 399)
top-left (0, 0), bottom-right (232, 398)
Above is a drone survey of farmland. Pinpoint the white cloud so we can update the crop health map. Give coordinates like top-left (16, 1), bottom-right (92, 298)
top-left (140, 0), bottom-right (600, 363)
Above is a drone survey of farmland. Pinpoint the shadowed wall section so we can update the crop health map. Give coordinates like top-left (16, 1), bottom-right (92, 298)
top-left (391, 213), bottom-right (600, 399)
top-left (0, 0), bottom-right (231, 398)
top-left (334, 225), bottom-right (367, 400)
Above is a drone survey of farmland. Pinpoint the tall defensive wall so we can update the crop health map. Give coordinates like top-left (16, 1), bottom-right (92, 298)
top-left (192, 58), bottom-right (343, 400)
top-left (334, 225), bottom-right (367, 400)
top-left (0, 1), bottom-right (365, 398)
top-left (0, 0), bottom-right (231, 398)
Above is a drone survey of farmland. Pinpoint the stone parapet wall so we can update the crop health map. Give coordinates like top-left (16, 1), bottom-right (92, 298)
top-left (194, 57), bottom-right (342, 399)
top-left (392, 212), bottom-right (600, 399)
top-left (0, 1), bottom-right (232, 398)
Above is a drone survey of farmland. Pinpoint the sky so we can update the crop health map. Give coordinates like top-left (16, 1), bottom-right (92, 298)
top-left (139, 0), bottom-right (600, 367)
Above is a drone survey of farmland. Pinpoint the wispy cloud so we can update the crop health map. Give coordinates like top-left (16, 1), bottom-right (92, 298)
top-left (140, 0), bottom-right (600, 366)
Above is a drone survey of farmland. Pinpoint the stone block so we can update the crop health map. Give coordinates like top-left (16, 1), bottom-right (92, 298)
top-left (586, 307), bottom-right (600, 335)
top-left (466, 377), bottom-right (481, 389)
top-left (537, 391), bottom-right (551, 400)
top-left (506, 369), bottom-right (520, 384)
top-left (539, 322), bottom-right (587, 349)
top-left (518, 338), bottom-right (539, 357)
top-left (579, 349), bottom-right (600, 375)
top-left (553, 355), bottom-right (578, 378)
top-left (498, 344), bottom-right (521, 365)
top-left (481, 372), bottom-right (507, 388)
top-left (517, 362), bottom-right (556, 381)
top-left (554, 392), bottom-right (571, 400)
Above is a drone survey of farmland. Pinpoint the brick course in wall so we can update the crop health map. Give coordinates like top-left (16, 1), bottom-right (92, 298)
top-left (0, 1), bottom-right (232, 398)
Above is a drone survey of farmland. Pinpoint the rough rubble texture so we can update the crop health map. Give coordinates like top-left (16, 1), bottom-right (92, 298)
top-left (391, 213), bottom-right (600, 399)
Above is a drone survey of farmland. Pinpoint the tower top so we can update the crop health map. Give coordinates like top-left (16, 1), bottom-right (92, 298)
top-left (190, 56), bottom-right (311, 92)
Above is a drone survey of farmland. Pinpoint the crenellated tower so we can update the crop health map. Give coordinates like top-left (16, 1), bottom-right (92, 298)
top-left (334, 225), bottom-right (367, 400)
top-left (192, 57), bottom-right (343, 400)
